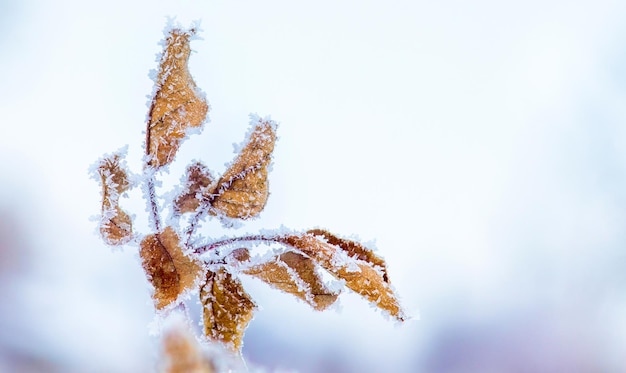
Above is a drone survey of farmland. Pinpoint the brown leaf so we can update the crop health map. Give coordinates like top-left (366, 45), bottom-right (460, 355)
top-left (161, 321), bottom-right (215, 373)
top-left (278, 233), bottom-right (406, 321)
top-left (209, 118), bottom-right (277, 219)
top-left (307, 229), bottom-right (389, 282)
top-left (227, 248), bottom-right (251, 263)
top-left (200, 268), bottom-right (256, 351)
top-left (97, 153), bottom-right (132, 245)
top-left (98, 153), bottom-right (131, 194)
top-left (174, 162), bottom-right (214, 214)
top-left (244, 251), bottom-right (338, 311)
top-left (146, 28), bottom-right (209, 168)
top-left (99, 206), bottom-right (133, 246)
top-left (140, 227), bottom-right (203, 309)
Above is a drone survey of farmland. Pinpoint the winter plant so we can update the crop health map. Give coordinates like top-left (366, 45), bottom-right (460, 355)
top-left (92, 23), bottom-right (405, 371)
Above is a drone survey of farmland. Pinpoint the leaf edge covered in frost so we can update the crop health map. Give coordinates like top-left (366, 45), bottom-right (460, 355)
top-left (276, 232), bottom-right (406, 321)
top-left (307, 229), bottom-right (389, 282)
top-left (140, 226), bottom-right (204, 309)
top-left (174, 161), bottom-right (215, 214)
top-left (145, 26), bottom-right (209, 169)
top-left (95, 150), bottom-right (133, 245)
top-left (200, 267), bottom-right (257, 351)
top-left (208, 116), bottom-right (277, 220)
top-left (244, 250), bottom-right (339, 311)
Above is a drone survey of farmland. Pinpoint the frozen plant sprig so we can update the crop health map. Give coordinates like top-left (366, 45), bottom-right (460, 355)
top-left (92, 23), bottom-right (405, 369)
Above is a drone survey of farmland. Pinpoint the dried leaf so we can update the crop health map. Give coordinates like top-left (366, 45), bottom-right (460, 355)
top-left (140, 226), bottom-right (203, 309)
top-left (227, 248), bottom-right (251, 263)
top-left (278, 233), bottom-right (406, 321)
top-left (162, 322), bottom-right (215, 373)
top-left (147, 28), bottom-right (209, 168)
top-left (97, 154), bottom-right (132, 245)
top-left (174, 162), bottom-right (214, 214)
top-left (200, 268), bottom-right (256, 351)
top-left (210, 118), bottom-right (276, 219)
top-left (98, 153), bottom-right (131, 194)
top-left (99, 206), bottom-right (133, 246)
top-left (244, 251), bottom-right (338, 311)
top-left (307, 229), bottom-right (388, 282)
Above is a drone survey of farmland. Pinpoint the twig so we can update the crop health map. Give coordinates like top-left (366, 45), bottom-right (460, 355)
top-left (193, 234), bottom-right (276, 255)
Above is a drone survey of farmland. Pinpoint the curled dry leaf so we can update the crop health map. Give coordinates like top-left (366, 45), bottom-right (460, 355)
top-left (162, 322), bottom-right (215, 373)
top-left (200, 268), bottom-right (256, 351)
top-left (97, 154), bottom-right (133, 245)
top-left (308, 229), bottom-right (389, 282)
top-left (278, 233), bottom-right (405, 321)
top-left (147, 28), bottom-right (209, 168)
top-left (244, 251), bottom-right (339, 311)
top-left (210, 118), bottom-right (277, 219)
top-left (100, 206), bottom-right (133, 246)
top-left (174, 162), bottom-right (214, 214)
top-left (140, 226), bottom-right (203, 309)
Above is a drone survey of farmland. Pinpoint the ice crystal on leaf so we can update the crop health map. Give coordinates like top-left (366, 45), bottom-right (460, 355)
top-left (244, 250), bottom-right (339, 311)
top-left (200, 268), bottom-right (256, 351)
top-left (140, 226), bottom-right (203, 309)
top-left (209, 118), bottom-right (275, 220)
top-left (92, 22), bottom-right (405, 368)
top-left (276, 232), bottom-right (405, 321)
top-left (174, 162), bottom-right (214, 214)
top-left (173, 117), bottom-right (276, 222)
top-left (146, 27), bottom-right (209, 169)
top-left (95, 151), bottom-right (133, 245)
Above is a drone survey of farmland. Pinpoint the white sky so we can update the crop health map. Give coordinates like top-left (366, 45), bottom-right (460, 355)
top-left (2, 0), bottom-right (626, 372)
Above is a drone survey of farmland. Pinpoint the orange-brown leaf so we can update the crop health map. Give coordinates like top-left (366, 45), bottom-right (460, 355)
top-left (99, 206), bottom-right (133, 246)
top-left (307, 229), bottom-right (389, 282)
top-left (227, 248), bottom-right (251, 263)
top-left (210, 118), bottom-right (276, 219)
top-left (97, 153), bottom-right (132, 245)
top-left (98, 153), bottom-right (131, 194)
top-left (278, 233), bottom-right (405, 321)
top-left (162, 321), bottom-right (215, 373)
top-left (174, 162), bottom-right (214, 214)
top-left (244, 251), bottom-right (338, 311)
top-left (200, 268), bottom-right (256, 351)
top-left (146, 28), bottom-right (209, 168)
top-left (140, 227), bottom-right (203, 309)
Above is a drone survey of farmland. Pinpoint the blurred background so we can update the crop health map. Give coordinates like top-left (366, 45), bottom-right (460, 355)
top-left (2, 0), bottom-right (626, 372)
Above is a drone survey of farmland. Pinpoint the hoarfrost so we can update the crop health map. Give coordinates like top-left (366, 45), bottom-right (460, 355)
top-left (88, 145), bottom-right (130, 184)
top-left (217, 215), bottom-right (245, 229)
top-left (140, 166), bottom-right (161, 232)
top-left (228, 114), bottom-right (278, 162)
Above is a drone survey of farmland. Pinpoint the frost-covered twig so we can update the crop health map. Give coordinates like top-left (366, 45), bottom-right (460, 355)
top-left (91, 22), bottom-right (405, 372)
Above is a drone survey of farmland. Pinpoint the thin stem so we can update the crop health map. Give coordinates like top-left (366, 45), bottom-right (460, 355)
top-left (184, 168), bottom-right (236, 246)
top-left (144, 96), bottom-right (162, 232)
top-left (145, 97), bottom-right (155, 157)
top-left (193, 234), bottom-right (279, 255)
top-left (184, 211), bottom-right (201, 248)
top-left (146, 176), bottom-right (162, 233)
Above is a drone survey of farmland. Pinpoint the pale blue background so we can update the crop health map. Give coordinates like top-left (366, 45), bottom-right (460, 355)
top-left (1, 0), bottom-right (626, 371)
